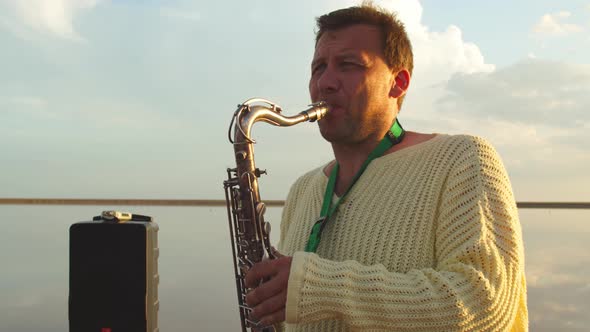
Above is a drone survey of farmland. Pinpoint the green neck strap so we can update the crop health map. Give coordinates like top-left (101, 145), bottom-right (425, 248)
top-left (305, 119), bottom-right (405, 253)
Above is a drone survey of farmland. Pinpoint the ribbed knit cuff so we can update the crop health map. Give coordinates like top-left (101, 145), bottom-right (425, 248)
top-left (285, 251), bottom-right (311, 323)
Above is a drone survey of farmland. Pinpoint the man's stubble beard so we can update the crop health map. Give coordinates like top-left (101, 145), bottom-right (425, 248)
top-left (318, 108), bottom-right (372, 145)
top-left (319, 102), bottom-right (392, 146)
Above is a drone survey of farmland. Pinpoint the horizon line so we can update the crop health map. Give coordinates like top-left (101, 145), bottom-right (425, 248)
top-left (0, 198), bottom-right (589, 209)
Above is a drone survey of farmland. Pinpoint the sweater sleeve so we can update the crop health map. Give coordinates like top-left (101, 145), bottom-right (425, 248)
top-left (284, 137), bottom-right (527, 331)
top-left (278, 173), bottom-right (308, 252)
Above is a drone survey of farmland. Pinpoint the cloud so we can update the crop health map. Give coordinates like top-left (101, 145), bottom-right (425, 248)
top-left (0, 0), bottom-right (102, 40)
top-left (433, 59), bottom-right (590, 172)
top-left (439, 59), bottom-right (590, 127)
top-left (532, 11), bottom-right (584, 37)
top-left (382, 0), bottom-right (495, 81)
top-left (322, 0), bottom-right (494, 89)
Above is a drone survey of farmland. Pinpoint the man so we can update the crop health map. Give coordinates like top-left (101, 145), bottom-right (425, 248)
top-left (245, 3), bottom-right (528, 331)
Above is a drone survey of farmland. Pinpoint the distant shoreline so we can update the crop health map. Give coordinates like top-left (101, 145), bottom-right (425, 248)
top-left (0, 198), bottom-right (285, 207)
top-left (0, 198), bottom-right (589, 209)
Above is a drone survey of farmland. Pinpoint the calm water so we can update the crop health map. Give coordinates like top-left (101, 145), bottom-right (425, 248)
top-left (0, 205), bottom-right (588, 331)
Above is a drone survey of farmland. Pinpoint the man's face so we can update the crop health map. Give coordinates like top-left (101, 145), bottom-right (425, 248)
top-left (309, 24), bottom-right (396, 144)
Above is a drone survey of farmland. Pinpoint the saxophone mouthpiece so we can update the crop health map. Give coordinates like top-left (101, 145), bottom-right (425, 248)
top-left (304, 101), bottom-right (329, 122)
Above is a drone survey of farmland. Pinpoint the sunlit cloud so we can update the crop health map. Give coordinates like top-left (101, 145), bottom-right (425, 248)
top-left (532, 11), bottom-right (584, 37)
top-left (323, 0), bottom-right (494, 89)
top-left (0, 0), bottom-right (102, 40)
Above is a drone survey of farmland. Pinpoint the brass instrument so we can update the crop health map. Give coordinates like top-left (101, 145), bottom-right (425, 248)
top-left (224, 98), bottom-right (328, 331)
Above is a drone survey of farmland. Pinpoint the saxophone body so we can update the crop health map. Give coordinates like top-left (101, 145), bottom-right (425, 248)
top-left (223, 98), bottom-right (328, 331)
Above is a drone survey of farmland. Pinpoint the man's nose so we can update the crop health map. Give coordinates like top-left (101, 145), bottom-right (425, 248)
top-left (316, 65), bottom-right (340, 94)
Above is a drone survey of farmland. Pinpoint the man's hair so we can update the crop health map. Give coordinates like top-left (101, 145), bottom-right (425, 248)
top-left (315, 2), bottom-right (414, 109)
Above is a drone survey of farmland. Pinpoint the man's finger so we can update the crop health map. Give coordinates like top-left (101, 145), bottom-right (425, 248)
top-left (251, 289), bottom-right (287, 325)
top-left (257, 307), bottom-right (286, 327)
top-left (245, 272), bottom-right (286, 308)
top-left (244, 259), bottom-right (278, 288)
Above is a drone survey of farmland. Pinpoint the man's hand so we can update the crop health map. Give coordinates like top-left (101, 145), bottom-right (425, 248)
top-left (245, 252), bottom-right (293, 327)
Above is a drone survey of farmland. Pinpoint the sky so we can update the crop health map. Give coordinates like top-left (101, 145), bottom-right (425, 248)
top-left (0, 0), bottom-right (589, 202)
top-left (0, 1), bottom-right (589, 330)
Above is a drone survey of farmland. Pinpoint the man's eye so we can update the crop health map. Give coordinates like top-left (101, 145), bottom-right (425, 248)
top-left (312, 64), bottom-right (326, 75)
top-left (341, 62), bottom-right (360, 68)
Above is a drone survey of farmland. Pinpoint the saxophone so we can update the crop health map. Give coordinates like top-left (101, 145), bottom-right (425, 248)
top-left (224, 98), bottom-right (328, 331)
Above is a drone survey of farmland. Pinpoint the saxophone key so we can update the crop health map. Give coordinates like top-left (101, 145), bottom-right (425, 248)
top-left (236, 151), bottom-right (248, 160)
top-left (263, 222), bottom-right (271, 236)
top-left (239, 304), bottom-right (252, 311)
top-left (254, 168), bottom-right (267, 177)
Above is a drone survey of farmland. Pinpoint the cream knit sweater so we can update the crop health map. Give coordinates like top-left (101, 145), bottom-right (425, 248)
top-left (277, 134), bottom-right (528, 331)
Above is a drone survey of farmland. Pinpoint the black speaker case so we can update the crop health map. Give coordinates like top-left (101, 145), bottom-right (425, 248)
top-left (69, 220), bottom-right (159, 332)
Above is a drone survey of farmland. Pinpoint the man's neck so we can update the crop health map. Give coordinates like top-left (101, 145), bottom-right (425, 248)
top-left (329, 137), bottom-right (383, 196)
top-left (333, 142), bottom-right (376, 175)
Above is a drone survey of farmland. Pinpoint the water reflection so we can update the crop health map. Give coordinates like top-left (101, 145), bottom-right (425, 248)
top-left (0, 205), bottom-right (587, 331)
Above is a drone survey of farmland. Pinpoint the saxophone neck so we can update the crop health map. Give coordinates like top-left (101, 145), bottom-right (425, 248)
top-left (230, 99), bottom-right (328, 144)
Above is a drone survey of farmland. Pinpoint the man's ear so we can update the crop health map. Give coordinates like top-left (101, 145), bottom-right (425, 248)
top-left (390, 69), bottom-right (410, 98)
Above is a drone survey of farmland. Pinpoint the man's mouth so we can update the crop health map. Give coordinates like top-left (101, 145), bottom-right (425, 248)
top-left (323, 100), bottom-right (342, 112)
top-left (327, 104), bottom-right (343, 114)
top-left (314, 97), bottom-right (343, 115)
